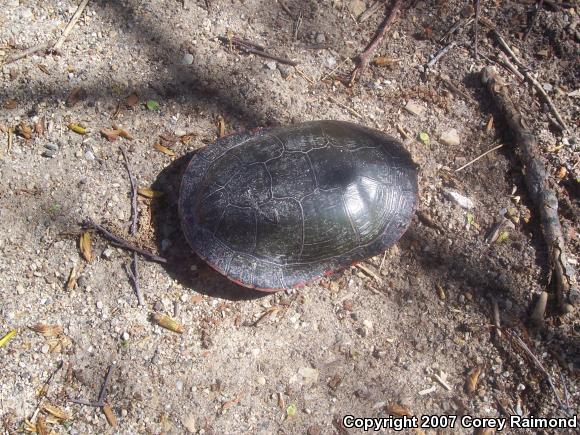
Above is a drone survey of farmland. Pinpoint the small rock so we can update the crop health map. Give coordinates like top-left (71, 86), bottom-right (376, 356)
top-left (181, 53), bottom-right (194, 65)
top-left (542, 83), bottom-right (553, 92)
top-left (153, 300), bottom-right (164, 312)
top-left (315, 32), bottom-right (326, 44)
top-left (298, 367), bottom-right (319, 384)
top-left (362, 319), bottom-right (373, 330)
top-left (121, 331), bottom-right (130, 341)
top-left (42, 149), bottom-right (57, 158)
top-left (102, 247), bottom-right (114, 259)
top-left (41, 344), bottom-right (50, 354)
top-left (182, 414), bottom-right (196, 433)
top-left (96, 300), bottom-right (103, 310)
top-left (265, 61), bottom-right (277, 70)
top-left (84, 150), bottom-right (95, 161)
top-left (326, 56), bottom-right (337, 68)
top-left (257, 376), bottom-right (266, 385)
top-left (356, 327), bottom-right (367, 337)
top-left (45, 143), bottom-right (59, 151)
top-left (277, 64), bottom-right (292, 79)
top-left (176, 380), bottom-right (184, 391)
top-left (439, 128), bottom-right (460, 146)
top-left (404, 101), bottom-right (424, 116)
top-left (348, 0), bottom-right (366, 17)
top-left (444, 189), bottom-right (475, 210)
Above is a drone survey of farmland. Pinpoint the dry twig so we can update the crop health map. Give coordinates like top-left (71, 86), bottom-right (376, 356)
top-left (491, 30), bottom-right (568, 131)
top-left (218, 35), bottom-right (298, 66)
top-left (83, 219), bottom-right (167, 263)
top-left (1, 40), bottom-right (55, 66)
top-left (69, 363), bottom-right (115, 408)
top-left (426, 42), bottom-right (456, 70)
top-left (481, 67), bottom-right (577, 311)
top-left (52, 0), bottom-right (90, 52)
top-left (349, 0), bottom-right (403, 85)
top-left (455, 142), bottom-right (504, 172)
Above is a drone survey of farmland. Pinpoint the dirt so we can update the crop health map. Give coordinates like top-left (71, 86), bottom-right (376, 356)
top-left (0, 0), bottom-right (579, 434)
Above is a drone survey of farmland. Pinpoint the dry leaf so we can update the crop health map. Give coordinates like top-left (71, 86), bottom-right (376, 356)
top-left (556, 166), bottom-right (567, 179)
top-left (115, 128), bottom-right (133, 140)
top-left (36, 415), bottom-right (47, 435)
top-left (29, 324), bottom-right (63, 337)
top-left (34, 118), bottom-right (45, 136)
top-left (17, 122), bottom-right (33, 139)
top-left (79, 231), bottom-right (92, 262)
top-left (126, 93), bottom-right (139, 107)
top-left (65, 265), bottom-right (81, 290)
top-left (179, 133), bottom-right (197, 144)
top-left (435, 284), bottom-right (446, 300)
top-left (217, 115), bottom-right (225, 138)
top-left (42, 404), bottom-right (70, 421)
top-left (373, 57), bottom-right (399, 67)
top-left (68, 123), bottom-right (87, 135)
top-left (486, 116), bottom-right (494, 133)
top-left (385, 403), bottom-right (412, 417)
top-left (100, 128), bottom-right (119, 142)
top-left (190, 294), bottom-right (204, 304)
top-left (37, 64), bottom-right (50, 75)
top-left (66, 86), bottom-right (87, 108)
top-left (151, 313), bottom-right (184, 333)
top-left (103, 403), bottom-right (117, 427)
top-left (466, 366), bottom-right (482, 394)
top-left (154, 143), bottom-right (176, 156)
top-left (137, 188), bottom-right (163, 198)
top-left (4, 99), bottom-right (18, 109)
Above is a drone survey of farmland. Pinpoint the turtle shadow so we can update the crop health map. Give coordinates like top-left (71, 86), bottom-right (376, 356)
top-left (150, 152), bottom-right (267, 301)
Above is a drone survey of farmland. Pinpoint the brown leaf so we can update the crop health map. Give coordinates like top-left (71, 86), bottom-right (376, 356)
top-left (556, 166), bottom-right (567, 179)
top-left (65, 264), bottom-right (81, 290)
top-left (466, 366), bottom-right (482, 394)
top-left (36, 416), bottom-right (47, 435)
top-left (486, 116), bottom-right (494, 133)
top-left (179, 133), bottom-right (197, 144)
top-left (373, 57), bottom-right (399, 67)
top-left (4, 99), bottom-right (18, 109)
top-left (79, 231), bottom-right (92, 262)
top-left (29, 324), bottom-right (63, 337)
top-left (217, 115), bottom-right (225, 138)
top-left (17, 122), bottom-right (33, 139)
top-left (154, 143), bottom-right (176, 156)
top-left (151, 313), bottom-right (184, 333)
top-left (100, 128), bottom-right (119, 142)
top-left (137, 188), bottom-right (163, 198)
top-left (125, 93), bottom-right (139, 107)
top-left (42, 403), bottom-right (70, 421)
top-left (103, 403), bottom-right (117, 427)
top-left (37, 64), bottom-right (50, 75)
top-left (34, 117), bottom-right (45, 136)
top-left (385, 403), bottom-right (412, 417)
top-left (114, 127), bottom-right (133, 140)
top-left (66, 86), bottom-right (87, 107)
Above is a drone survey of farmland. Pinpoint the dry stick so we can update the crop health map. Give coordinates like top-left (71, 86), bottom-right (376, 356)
top-left (455, 143), bottom-right (504, 172)
top-left (440, 17), bottom-right (474, 44)
top-left (474, 0), bottom-right (480, 58)
top-left (69, 363), bottom-right (115, 408)
top-left (506, 330), bottom-right (569, 413)
top-left (524, 0), bottom-right (544, 39)
top-left (120, 148), bottom-right (144, 306)
top-left (219, 35), bottom-right (298, 66)
top-left (83, 219), bottom-right (167, 263)
top-left (349, 0), bottom-right (403, 85)
top-left (359, 1), bottom-right (385, 23)
top-left (492, 30), bottom-right (568, 131)
top-left (491, 296), bottom-right (502, 338)
top-left (1, 40), bottom-right (55, 66)
top-left (497, 52), bottom-right (525, 82)
top-left (426, 42), bottom-right (456, 69)
top-left (328, 96), bottom-right (365, 120)
top-left (217, 36), bottom-right (265, 52)
top-left (52, 0), bottom-right (90, 52)
top-left (28, 361), bottom-right (64, 421)
top-left (481, 67), bottom-right (577, 311)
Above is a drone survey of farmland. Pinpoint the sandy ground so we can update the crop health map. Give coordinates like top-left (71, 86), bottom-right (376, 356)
top-left (0, 0), bottom-right (578, 434)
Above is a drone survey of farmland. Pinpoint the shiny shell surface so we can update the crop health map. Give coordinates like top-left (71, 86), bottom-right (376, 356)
top-left (179, 120), bottom-right (418, 291)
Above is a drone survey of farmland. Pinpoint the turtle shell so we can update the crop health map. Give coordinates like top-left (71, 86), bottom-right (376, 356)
top-left (179, 120), bottom-right (418, 291)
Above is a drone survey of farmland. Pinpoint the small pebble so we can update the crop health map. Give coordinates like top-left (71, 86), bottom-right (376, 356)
top-left (84, 150), bottom-right (95, 161)
top-left (257, 376), bottom-right (266, 385)
top-left (265, 61), bottom-right (277, 70)
top-left (404, 101), bottom-right (424, 117)
top-left (102, 247), bottom-right (114, 259)
top-left (315, 32), bottom-right (326, 44)
top-left (181, 53), bottom-right (194, 65)
top-left (45, 143), bottom-right (59, 151)
top-left (96, 300), bottom-right (103, 309)
top-left (42, 149), bottom-right (57, 158)
top-left (439, 128), bottom-right (460, 146)
top-left (121, 331), bottom-right (130, 341)
top-left (41, 344), bottom-right (50, 354)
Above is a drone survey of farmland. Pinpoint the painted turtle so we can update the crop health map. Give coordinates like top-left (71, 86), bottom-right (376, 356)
top-left (179, 120), bottom-right (418, 291)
